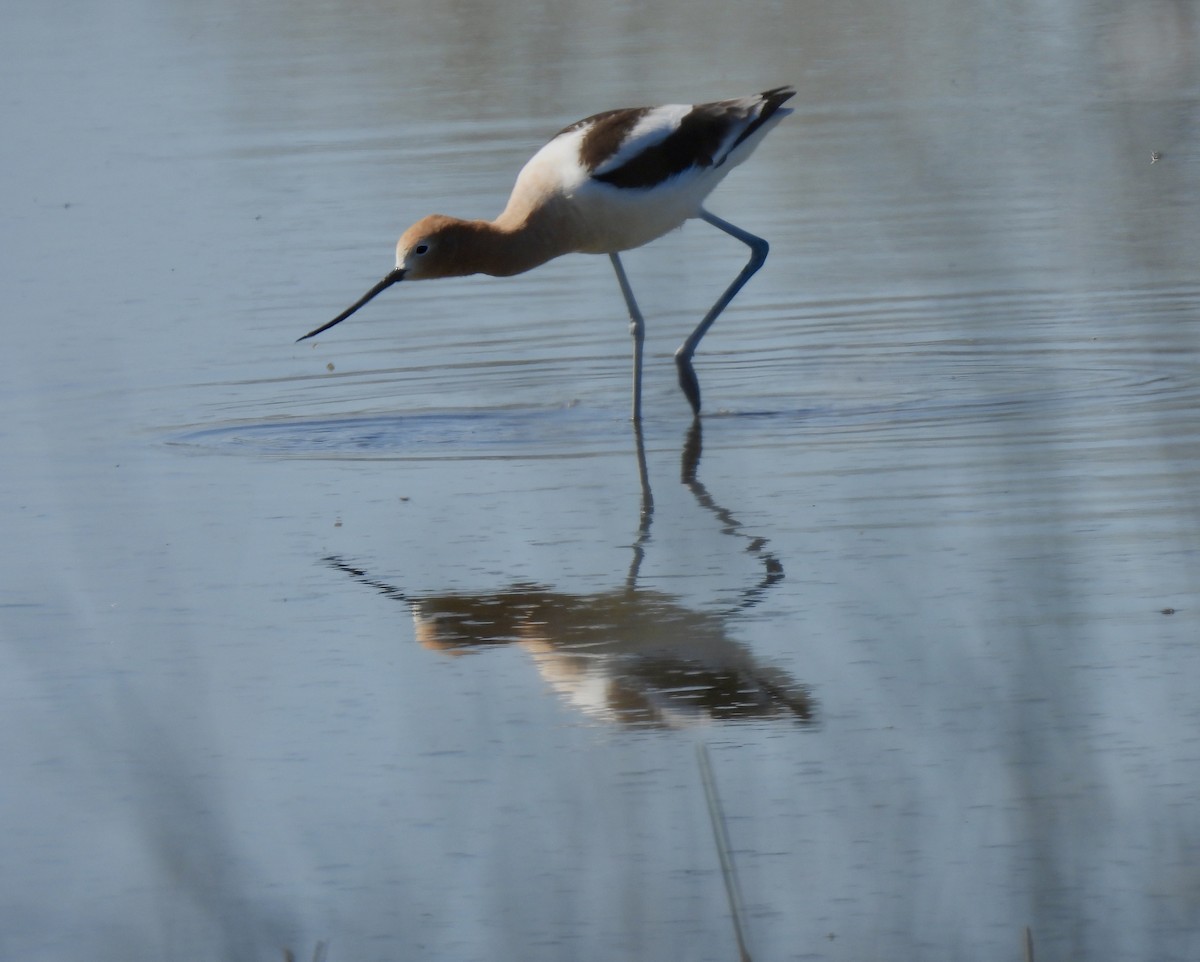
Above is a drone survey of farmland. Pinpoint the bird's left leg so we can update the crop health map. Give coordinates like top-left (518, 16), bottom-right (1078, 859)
top-left (675, 208), bottom-right (770, 417)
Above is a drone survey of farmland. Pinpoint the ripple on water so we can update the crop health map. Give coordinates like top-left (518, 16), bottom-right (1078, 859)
top-left (175, 284), bottom-right (1200, 526)
top-left (168, 406), bottom-right (652, 460)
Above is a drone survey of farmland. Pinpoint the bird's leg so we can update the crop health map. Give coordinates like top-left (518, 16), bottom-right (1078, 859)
top-left (675, 209), bottom-right (770, 417)
top-left (610, 252), bottom-right (646, 422)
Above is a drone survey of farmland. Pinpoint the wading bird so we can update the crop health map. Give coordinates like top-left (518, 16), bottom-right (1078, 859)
top-left (298, 87), bottom-right (794, 420)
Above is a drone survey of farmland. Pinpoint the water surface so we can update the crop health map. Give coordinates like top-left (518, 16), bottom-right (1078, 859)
top-left (3, 1), bottom-right (1199, 960)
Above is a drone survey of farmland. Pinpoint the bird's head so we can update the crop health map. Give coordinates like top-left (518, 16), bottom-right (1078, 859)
top-left (395, 214), bottom-right (482, 281)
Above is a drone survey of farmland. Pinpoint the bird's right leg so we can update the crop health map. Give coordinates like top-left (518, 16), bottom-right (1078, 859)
top-left (610, 252), bottom-right (646, 422)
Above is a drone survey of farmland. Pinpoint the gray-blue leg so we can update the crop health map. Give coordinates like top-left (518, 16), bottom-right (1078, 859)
top-left (675, 208), bottom-right (770, 417)
top-left (610, 252), bottom-right (646, 422)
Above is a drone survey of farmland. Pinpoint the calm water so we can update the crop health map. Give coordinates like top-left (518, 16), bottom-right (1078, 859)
top-left (4, 0), bottom-right (1200, 960)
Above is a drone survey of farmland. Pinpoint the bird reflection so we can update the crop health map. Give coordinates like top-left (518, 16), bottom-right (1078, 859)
top-left (324, 423), bottom-right (813, 728)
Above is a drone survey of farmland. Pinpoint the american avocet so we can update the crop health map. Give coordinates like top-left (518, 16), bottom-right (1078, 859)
top-left (298, 86), bottom-right (795, 420)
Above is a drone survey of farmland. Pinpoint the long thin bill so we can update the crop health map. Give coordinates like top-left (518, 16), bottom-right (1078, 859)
top-left (296, 268), bottom-right (405, 342)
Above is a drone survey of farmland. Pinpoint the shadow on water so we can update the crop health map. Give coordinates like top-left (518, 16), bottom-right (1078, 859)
top-left (322, 422), bottom-right (814, 729)
top-left (283, 943), bottom-right (327, 962)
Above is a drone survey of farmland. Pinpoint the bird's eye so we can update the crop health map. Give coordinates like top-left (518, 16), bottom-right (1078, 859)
top-left (414, 244), bottom-right (430, 255)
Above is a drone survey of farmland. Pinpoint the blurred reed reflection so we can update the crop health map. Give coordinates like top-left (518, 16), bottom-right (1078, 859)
top-left (324, 424), bottom-right (813, 728)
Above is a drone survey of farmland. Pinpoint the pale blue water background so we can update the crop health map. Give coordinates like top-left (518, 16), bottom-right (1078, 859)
top-left (3, 0), bottom-right (1200, 960)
